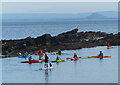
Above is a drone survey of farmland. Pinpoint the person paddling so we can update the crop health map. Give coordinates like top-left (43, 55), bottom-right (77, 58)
top-left (28, 56), bottom-right (32, 61)
top-left (106, 41), bottom-right (111, 49)
top-left (56, 56), bottom-right (61, 60)
top-left (58, 49), bottom-right (62, 55)
top-left (107, 43), bottom-right (111, 49)
top-left (98, 51), bottom-right (103, 59)
top-left (73, 53), bottom-right (78, 58)
top-left (38, 50), bottom-right (44, 60)
top-left (24, 52), bottom-right (29, 57)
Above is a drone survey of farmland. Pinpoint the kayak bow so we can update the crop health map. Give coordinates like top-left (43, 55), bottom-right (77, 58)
top-left (51, 60), bottom-right (65, 63)
top-left (21, 60), bottom-right (43, 63)
top-left (18, 56), bottom-right (28, 58)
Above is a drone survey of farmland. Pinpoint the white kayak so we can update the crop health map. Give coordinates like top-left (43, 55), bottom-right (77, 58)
top-left (42, 67), bottom-right (54, 70)
top-left (41, 62), bottom-right (54, 70)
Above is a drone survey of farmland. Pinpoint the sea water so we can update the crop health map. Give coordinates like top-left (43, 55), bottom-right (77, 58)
top-left (1, 19), bottom-right (118, 83)
top-left (2, 20), bottom-right (118, 40)
top-left (1, 46), bottom-right (118, 83)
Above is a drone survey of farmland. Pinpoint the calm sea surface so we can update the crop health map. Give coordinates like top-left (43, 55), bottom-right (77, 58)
top-left (1, 46), bottom-right (118, 83)
top-left (2, 20), bottom-right (118, 40)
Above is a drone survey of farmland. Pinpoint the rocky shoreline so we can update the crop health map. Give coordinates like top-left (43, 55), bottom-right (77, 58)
top-left (1, 29), bottom-right (120, 57)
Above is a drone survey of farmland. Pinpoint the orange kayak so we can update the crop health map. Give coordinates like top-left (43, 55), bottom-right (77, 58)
top-left (88, 56), bottom-right (111, 58)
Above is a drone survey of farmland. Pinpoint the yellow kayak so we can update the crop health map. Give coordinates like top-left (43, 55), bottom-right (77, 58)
top-left (107, 46), bottom-right (111, 49)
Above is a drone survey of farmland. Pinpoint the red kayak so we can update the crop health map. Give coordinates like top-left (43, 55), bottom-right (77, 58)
top-left (66, 57), bottom-right (81, 60)
top-left (88, 56), bottom-right (111, 58)
top-left (21, 60), bottom-right (43, 63)
top-left (71, 58), bottom-right (79, 61)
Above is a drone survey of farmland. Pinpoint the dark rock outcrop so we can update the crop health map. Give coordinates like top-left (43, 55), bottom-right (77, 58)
top-left (1, 29), bottom-right (120, 56)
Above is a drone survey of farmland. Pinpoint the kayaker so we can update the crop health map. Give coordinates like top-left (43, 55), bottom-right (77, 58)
top-left (107, 43), bottom-right (111, 49)
top-left (18, 52), bottom-right (22, 56)
top-left (73, 53), bottom-right (78, 58)
top-left (56, 56), bottom-right (61, 60)
top-left (98, 51), bottom-right (103, 59)
top-left (24, 51), bottom-right (28, 57)
top-left (28, 56), bottom-right (32, 61)
top-left (44, 53), bottom-right (49, 67)
top-left (58, 49), bottom-right (62, 55)
top-left (38, 50), bottom-right (44, 60)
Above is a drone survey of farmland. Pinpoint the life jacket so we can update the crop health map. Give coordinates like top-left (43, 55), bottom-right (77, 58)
top-left (38, 50), bottom-right (44, 55)
top-left (19, 53), bottom-right (22, 55)
top-left (29, 57), bottom-right (32, 61)
top-left (73, 54), bottom-right (77, 58)
top-left (99, 53), bottom-right (103, 56)
top-left (56, 57), bottom-right (60, 60)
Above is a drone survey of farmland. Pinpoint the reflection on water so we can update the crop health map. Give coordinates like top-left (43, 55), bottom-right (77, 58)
top-left (44, 69), bottom-right (53, 83)
top-left (44, 70), bottom-right (49, 83)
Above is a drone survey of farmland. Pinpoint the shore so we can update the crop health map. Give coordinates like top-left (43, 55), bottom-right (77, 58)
top-left (1, 29), bottom-right (120, 57)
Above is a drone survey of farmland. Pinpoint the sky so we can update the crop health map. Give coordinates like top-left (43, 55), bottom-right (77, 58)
top-left (2, 2), bottom-right (118, 14)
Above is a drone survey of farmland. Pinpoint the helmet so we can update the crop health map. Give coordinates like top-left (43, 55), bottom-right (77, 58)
top-left (25, 52), bottom-right (28, 54)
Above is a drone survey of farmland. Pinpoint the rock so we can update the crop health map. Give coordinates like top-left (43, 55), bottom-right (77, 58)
top-left (1, 29), bottom-right (119, 56)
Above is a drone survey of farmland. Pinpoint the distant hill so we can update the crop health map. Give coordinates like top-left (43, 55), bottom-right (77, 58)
top-left (83, 13), bottom-right (108, 20)
top-left (2, 11), bottom-right (118, 22)
top-left (98, 11), bottom-right (118, 18)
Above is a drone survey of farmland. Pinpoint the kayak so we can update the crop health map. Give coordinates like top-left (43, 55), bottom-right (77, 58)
top-left (107, 46), bottom-right (111, 49)
top-left (42, 67), bottom-right (54, 70)
top-left (51, 60), bottom-right (65, 63)
top-left (21, 60), bottom-right (43, 63)
top-left (88, 56), bottom-right (111, 58)
top-left (18, 56), bottom-right (28, 58)
top-left (71, 58), bottom-right (79, 61)
top-left (66, 57), bottom-right (81, 60)
top-left (51, 53), bottom-right (64, 55)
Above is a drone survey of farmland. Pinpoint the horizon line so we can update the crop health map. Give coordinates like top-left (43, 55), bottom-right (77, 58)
top-left (1, 11), bottom-right (118, 14)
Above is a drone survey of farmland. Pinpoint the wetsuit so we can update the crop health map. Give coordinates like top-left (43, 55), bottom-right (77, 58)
top-left (73, 54), bottom-right (77, 58)
top-left (98, 53), bottom-right (103, 59)
top-left (29, 56), bottom-right (32, 61)
top-left (44, 54), bottom-right (49, 67)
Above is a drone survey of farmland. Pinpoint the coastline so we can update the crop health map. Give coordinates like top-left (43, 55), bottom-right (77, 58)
top-left (1, 29), bottom-right (120, 57)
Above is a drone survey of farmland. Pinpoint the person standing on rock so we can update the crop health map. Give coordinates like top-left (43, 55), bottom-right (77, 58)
top-left (98, 51), bottom-right (103, 59)
top-left (38, 50), bottom-right (44, 60)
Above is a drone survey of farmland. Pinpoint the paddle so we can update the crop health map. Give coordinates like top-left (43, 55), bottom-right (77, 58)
top-left (51, 60), bottom-right (57, 62)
